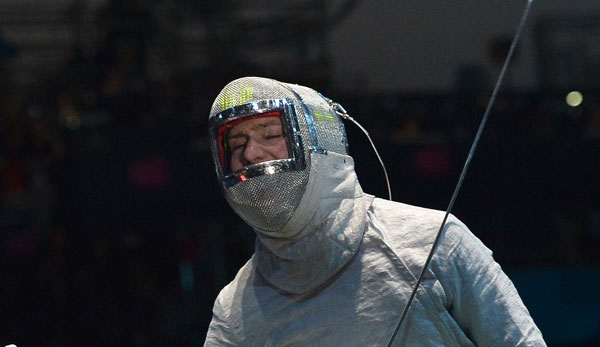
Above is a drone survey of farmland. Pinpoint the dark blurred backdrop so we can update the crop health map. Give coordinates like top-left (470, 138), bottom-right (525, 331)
top-left (1, 1), bottom-right (599, 346)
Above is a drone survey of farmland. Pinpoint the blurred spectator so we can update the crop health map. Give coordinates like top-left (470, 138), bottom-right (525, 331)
top-left (0, 28), bottom-right (16, 86)
top-left (97, 0), bottom-right (157, 84)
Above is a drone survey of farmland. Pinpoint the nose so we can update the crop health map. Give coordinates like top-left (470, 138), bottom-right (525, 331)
top-left (243, 138), bottom-right (270, 165)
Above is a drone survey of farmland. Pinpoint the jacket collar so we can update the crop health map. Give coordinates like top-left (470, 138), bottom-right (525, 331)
top-left (255, 152), bottom-right (374, 294)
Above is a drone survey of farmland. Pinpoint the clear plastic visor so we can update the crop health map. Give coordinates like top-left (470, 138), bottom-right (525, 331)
top-left (218, 111), bottom-right (290, 174)
top-left (209, 99), bottom-right (306, 189)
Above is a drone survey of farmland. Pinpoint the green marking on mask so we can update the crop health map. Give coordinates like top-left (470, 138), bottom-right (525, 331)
top-left (220, 86), bottom-right (254, 110)
top-left (314, 110), bottom-right (335, 123)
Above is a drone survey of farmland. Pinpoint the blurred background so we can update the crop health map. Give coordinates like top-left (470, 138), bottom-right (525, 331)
top-left (1, 0), bottom-right (599, 346)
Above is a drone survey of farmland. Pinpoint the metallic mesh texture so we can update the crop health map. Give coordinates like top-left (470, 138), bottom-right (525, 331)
top-left (208, 77), bottom-right (348, 232)
top-left (226, 170), bottom-right (309, 232)
top-left (281, 83), bottom-right (347, 155)
top-left (210, 78), bottom-right (293, 115)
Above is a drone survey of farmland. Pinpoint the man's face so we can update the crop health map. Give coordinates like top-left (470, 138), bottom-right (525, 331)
top-left (227, 116), bottom-right (289, 172)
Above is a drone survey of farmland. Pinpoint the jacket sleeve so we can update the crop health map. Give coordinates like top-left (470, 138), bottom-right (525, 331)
top-left (434, 220), bottom-right (547, 346)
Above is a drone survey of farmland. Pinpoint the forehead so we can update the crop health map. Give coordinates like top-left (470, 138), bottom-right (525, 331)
top-left (228, 115), bottom-right (282, 135)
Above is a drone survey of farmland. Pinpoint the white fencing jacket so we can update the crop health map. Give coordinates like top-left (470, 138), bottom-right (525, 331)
top-left (204, 152), bottom-right (546, 346)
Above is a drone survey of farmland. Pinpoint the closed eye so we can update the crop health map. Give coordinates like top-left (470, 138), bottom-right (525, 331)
top-left (232, 143), bottom-right (246, 151)
top-left (229, 139), bottom-right (247, 152)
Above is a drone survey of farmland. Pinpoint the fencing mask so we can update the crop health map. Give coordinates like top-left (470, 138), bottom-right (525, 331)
top-left (208, 77), bottom-right (348, 233)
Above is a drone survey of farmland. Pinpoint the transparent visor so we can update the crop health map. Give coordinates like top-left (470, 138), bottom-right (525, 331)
top-left (209, 99), bottom-right (306, 189)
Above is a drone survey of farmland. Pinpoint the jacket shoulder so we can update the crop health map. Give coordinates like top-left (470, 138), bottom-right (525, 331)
top-left (370, 197), bottom-right (463, 242)
top-left (205, 256), bottom-right (258, 345)
top-left (213, 256), bottom-right (258, 314)
top-left (368, 198), bottom-right (476, 271)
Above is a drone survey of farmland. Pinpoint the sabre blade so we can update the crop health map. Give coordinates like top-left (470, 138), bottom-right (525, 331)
top-left (385, 1), bottom-right (534, 345)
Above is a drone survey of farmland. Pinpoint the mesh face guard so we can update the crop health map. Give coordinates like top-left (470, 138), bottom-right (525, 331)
top-left (208, 77), bottom-right (348, 232)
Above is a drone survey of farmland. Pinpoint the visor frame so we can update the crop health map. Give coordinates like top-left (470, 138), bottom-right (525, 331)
top-left (209, 98), bottom-right (306, 190)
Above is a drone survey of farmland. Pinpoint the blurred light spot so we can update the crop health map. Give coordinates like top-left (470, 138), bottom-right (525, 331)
top-left (128, 157), bottom-right (170, 189)
top-left (566, 91), bottom-right (583, 107)
top-left (179, 261), bottom-right (194, 292)
top-left (66, 115), bottom-right (81, 130)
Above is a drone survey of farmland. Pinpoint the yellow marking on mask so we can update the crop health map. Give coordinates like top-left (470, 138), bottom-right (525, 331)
top-left (314, 111), bottom-right (335, 123)
top-left (239, 87), bottom-right (253, 104)
top-left (220, 92), bottom-right (236, 110)
top-left (220, 86), bottom-right (255, 110)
